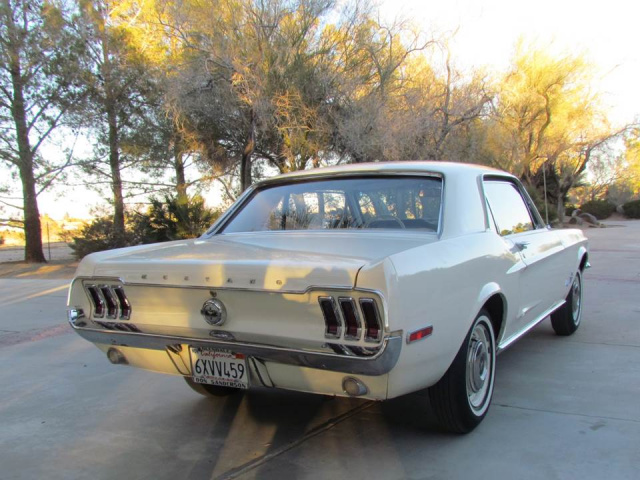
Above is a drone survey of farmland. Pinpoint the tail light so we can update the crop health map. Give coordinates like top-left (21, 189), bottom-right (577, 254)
top-left (86, 286), bottom-right (105, 318)
top-left (338, 298), bottom-right (362, 340)
top-left (319, 295), bottom-right (383, 342)
top-left (112, 286), bottom-right (132, 320)
top-left (318, 297), bottom-right (342, 338)
top-left (100, 286), bottom-right (118, 319)
top-left (85, 284), bottom-right (132, 320)
top-left (359, 298), bottom-right (382, 342)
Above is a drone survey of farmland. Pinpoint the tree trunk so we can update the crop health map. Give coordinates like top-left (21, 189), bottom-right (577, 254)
top-left (106, 100), bottom-right (125, 247)
top-left (240, 109), bottom-right (256, 191)
top-left (557, 200), bottom-right (566, 227)
top-left (174, 142), bottom-right (188, 205)
top-left (7, 11), bottom-right (46, 262)
top-left (19, 162), bottom-right (46, 263)
top-left (100, 26), bottom-right (126, 248)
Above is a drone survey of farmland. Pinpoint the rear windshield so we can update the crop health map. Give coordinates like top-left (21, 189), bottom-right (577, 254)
top-left (221, 176), bottom-right (443, 233)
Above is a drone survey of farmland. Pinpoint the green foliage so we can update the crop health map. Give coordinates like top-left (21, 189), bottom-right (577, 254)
top-left (69, 217), bottom-right (135, 259)
top-left (523, 184), bottom-right (557, 223)
top-left (565, 204), bottom-right (577, 216)
top-left (622, 200), bottom-right (640, 219)
top-left (70, 196), bottom-right (220, 259)
top-left (579, 200), bottom-right (616, 219)
top-left (131, 195), bottom-right (220, 243)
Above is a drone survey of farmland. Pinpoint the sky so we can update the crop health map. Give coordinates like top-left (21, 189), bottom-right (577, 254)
top-left (20, 0), bottom-right (640, 220)
top-left (381, 0), bottom-right (640, 124)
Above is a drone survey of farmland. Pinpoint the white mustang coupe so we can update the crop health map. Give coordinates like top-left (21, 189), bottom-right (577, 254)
top-left (68, 162), bottom-right (588, 432)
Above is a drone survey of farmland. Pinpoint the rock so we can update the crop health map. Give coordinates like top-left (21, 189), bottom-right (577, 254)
top-left (571, 209), bottom-right (582, 218)
top-left (616, 204), bottom-right (625, 214)
top-left (578, 212), bottom-right (600, 225)
top-left (568, 216), bottom-right (583, 225)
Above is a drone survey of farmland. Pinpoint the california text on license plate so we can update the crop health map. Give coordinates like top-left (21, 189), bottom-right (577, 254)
top-left (189, 347), bottom-right (249, 389)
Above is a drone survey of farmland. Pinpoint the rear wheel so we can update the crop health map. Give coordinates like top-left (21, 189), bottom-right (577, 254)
top-left (428, 310), bottom-right (496, 433)
top-left (184, 377), bottom-right (240, 397)
top-left (550, 270), bottom-right (582, 336)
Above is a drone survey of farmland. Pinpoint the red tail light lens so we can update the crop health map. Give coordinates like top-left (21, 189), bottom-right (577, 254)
top-left (359, 298), bottom-right (382, 342)
top-left (86, 286), bottom-right (105, 318)
top-left (100, 286), bottom-right (118, 319)
top-left (339, 298), bottom-right (361, 340)
top-left (319, 297), bottom-right (342, 338)
top-left (112, 286), bottom-right (131, 320)
top-left (85, 284), bottom-right (131, 320)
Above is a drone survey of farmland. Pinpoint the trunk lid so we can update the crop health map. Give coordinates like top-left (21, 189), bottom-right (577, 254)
top-left (79, 231), bottom-right (436, 292)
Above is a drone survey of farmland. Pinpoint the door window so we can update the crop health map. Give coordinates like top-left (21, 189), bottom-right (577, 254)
top-left (484, 181), bottom-right (535, 236)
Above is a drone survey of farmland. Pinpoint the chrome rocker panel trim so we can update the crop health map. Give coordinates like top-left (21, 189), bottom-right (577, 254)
top-left (497, 299), bottom-right (566, 353)
top-left (68, 320), bottom-right (403, 376)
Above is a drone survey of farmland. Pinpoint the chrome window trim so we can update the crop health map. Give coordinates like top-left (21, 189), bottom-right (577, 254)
top-left (482, 174), bottom-right (547, 233)
top-left (203, 172), bottom-right (445, 238)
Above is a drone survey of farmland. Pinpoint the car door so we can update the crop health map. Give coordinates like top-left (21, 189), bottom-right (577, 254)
top-left (484, 178), bottom-right (566, 338)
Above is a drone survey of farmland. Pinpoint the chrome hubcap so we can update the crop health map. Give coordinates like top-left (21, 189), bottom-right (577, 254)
top-left (571, 274), bottom-right (582, 326)
top-left (466, 318), bottom-right (494, 413)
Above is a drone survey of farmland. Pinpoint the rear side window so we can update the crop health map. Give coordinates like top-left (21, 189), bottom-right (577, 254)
top-left (484, 181), bottom-right (535, 236)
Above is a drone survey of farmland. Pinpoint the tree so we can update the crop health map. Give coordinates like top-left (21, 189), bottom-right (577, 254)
top-left (328, 12), bottom-right (434, 163)
top-left (487, 42), bottom-right (628, 221)
top-left (117, 0), bottom-right (439, 193)
top-left (0, 0), bottom-right (83, 262)
top-left (73, 0), bottom-right (158, 247)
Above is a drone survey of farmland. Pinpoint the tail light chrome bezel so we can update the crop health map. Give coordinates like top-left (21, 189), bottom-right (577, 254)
top-left (338, 297), bottom-right (362, 341)
top-left (318, 296), bottom-right (343, 339)
top-left (359, 298), bottom-right (383, 343)
top-left (319, 293), bottom-right (384, 344)
top-left (84, 283), bottom-right (132, 321)
top-left (111, 286), bottom-right (132, 320)
top-left (85, 285), bottom-right (105, 318)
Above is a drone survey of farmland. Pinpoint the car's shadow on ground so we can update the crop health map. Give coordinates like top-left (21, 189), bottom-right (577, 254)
top-left (180, 384), bottom-right (458, 478)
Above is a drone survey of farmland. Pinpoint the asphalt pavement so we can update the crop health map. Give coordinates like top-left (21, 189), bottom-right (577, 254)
top-left (0, 221), bottom-right (638, 480)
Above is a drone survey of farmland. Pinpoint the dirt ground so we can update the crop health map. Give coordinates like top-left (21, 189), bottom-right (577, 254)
top-left (0, 243), bottom-right (77, 279)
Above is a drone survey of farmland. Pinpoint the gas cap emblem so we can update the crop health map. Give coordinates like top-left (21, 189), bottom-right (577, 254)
top-left (201, 298), bottom-right (227, 326)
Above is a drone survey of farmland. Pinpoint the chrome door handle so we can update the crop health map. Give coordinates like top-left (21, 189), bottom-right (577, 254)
top-left (515, 241), bottom-right (529, 251)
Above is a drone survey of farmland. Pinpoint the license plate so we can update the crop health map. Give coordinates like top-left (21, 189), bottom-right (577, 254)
top-left (189, 347), bottom-right (249, 389)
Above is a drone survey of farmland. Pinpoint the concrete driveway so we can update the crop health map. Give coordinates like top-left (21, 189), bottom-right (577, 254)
top-left (0, 221), bottom-right (638, 480)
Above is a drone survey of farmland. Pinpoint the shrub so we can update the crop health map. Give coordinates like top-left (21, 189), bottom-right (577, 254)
top-left (70, 195), bottom-right (221, 259)
top-left (622, 199), bottom-right (640, 219)
top-left (0, 235), bottom-right (4, 245)
top-left (579, 200), bottom-right (616, 220)
top-left (69, 217), bottom-right (136, 259)
top-left (130, 195), bottom-right (220, 244)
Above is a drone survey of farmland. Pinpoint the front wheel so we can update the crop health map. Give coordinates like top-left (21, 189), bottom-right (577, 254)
top-left (428, 310), bottom-right (496, 433)
top-left (550, 270), bottom-right (582, 336)
top-left (184, 377), bottom-right (241, 397)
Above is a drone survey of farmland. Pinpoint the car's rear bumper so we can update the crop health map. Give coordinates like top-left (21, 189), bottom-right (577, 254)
top-left (68, 317), bottom-right (403, 378)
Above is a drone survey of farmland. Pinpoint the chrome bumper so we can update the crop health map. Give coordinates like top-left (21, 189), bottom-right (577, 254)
top-left (68, 320), bottom-right (403, 376)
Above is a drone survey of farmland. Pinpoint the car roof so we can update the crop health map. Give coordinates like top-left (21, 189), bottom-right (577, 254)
top-left (256, 161), bottom-right (513, 186)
